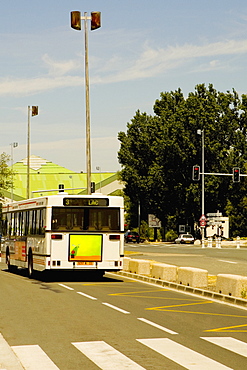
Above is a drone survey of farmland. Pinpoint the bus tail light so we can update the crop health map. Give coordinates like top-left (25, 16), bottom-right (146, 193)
top-left (51, 234), bottom-right (63, 240)
top-left (109, 235), bottom-right (120, 240)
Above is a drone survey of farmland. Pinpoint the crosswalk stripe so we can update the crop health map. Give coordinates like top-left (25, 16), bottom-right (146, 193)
top-left (137, 338), bottom-right (233, 369)
top-left (72, 341), bottom-right (146, 369)
top-left (202, 337), bottom-right (247, 357)
top-left (11, 345), bottom-right (59, 369)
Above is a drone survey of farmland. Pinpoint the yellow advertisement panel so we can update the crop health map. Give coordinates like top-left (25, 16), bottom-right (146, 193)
top-left (69, 234), bottom-right (102, 262)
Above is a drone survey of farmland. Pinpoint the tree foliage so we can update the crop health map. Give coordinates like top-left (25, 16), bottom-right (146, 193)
top-left (0, 152), bottom-right (14, 200)
top-left (118, 84), bottom-right (247, 236)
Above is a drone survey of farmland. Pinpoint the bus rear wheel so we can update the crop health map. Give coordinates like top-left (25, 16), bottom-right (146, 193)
top-left (6, 250), bottom-right (11, 270)
top-left (28, 251), bottom-right (33, 278)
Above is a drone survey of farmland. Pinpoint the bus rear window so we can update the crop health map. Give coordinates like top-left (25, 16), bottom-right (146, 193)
top-left (51, 207), bottom-right (120, 231)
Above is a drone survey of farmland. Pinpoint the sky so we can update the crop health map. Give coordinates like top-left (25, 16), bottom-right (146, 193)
top-left (1, 0), bottom-right (247, 173)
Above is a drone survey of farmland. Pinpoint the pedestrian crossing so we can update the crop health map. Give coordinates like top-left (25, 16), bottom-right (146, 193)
top-left (2, 336), bottom-right (247, 369)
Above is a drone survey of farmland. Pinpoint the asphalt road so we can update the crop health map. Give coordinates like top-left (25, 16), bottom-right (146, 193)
top-left (0, 262), bottom-right (247, 369)
top-left (124, 242), bottom-right (247, 276)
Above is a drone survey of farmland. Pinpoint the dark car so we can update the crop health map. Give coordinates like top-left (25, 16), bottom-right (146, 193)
top-left (124, 231), bottom-right (140, 243)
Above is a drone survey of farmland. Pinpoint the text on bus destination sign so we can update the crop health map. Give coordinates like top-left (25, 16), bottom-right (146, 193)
top-left (63, 198), bottom-right (109, 207)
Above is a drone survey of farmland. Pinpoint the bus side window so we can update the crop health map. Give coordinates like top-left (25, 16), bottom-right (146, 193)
top-left (24, 211), bottom-right (29, 236)
top-left (12, 213), bottom-right (17, 236)
top-left (2, 216), bottom-right (7, 236)
top-left (39, 209), bottom-right (45, 235)
top-left (7, 213), bottom-right (11, 236)
top-left (16, 212), bottom-right (23, 236)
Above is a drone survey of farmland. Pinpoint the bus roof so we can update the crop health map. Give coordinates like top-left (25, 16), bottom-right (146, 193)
top-left (2, 193), bottom-right (124, 212)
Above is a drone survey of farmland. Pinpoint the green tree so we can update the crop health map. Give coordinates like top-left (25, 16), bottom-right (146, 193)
top-left (118, 84), bottom-right (247, 235)
top-left (0, 152), bottom-right (14, 200)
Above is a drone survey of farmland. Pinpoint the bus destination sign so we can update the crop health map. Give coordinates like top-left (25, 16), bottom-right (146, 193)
top-left (63, 198), bottom-right (109, 207)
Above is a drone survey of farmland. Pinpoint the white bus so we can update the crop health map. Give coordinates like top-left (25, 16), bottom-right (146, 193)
top-left (1, 194), bottom-right (124, 277)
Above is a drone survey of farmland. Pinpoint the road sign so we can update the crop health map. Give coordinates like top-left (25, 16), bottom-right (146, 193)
top-left (207, 212), bottom-right (222, 217)
top-left (179, 225), bottom-right (186, 233)
top-left (199, 214), bottom-right (207, 221)
top-left (200, 220), bottom-right (207, 227)
top-left (148, 214), bottom-right (161, 228)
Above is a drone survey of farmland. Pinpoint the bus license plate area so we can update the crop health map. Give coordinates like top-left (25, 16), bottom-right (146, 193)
top-left (69, 234), bottom-right (103, 262)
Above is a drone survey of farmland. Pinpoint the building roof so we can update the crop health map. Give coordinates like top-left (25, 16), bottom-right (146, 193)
top-left (3, 155), bottom-right (122, 201)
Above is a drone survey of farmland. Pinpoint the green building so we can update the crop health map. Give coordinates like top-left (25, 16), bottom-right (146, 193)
top-left (4, 155), bottom-right (123, 202)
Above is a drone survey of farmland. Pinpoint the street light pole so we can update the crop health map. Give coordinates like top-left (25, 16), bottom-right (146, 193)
top-left (10, 142), bottom-right (18, 202)
top-left (27, 106), bottom-right (31, 199)
top-left (96, 166), bottom-right (102, 192)
top-left (84, 12), bottom-right (91, 195)
top-left (70, 11), bottom-right (101, 195)
top-left (27, 106), bottom-right (38, 199)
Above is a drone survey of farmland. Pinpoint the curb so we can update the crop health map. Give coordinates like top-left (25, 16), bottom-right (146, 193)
top-left (0, 334), bottom-right (24, 369)
top-left (117, 271), bottom-right (247, 310)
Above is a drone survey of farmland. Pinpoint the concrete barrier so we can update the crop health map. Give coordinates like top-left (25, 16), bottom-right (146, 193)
top-left (177, 267), bottom-right (208, 288)
top-left (151, 263), bottom-right (177, 282)
top-left (216, 274), bottom-right (247, 298)
top-left (123, 257), bottom-right (131, 271)
top-left (128, 259), bottom-right (151, 275)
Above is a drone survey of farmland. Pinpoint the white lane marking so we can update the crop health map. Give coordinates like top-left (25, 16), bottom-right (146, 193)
top-left (11, 345), bottom-right (59, 369)
top-left (72, 341), bottom-right (146, 369)
top-left (137, 318), bottom-right (178, 335)
top-left (58, 283), bottom-right (74, 290)
top-left (137, 338), bottom-right (233, 369)
top-left (77, 291), bottom-right (97, 300)
top-left (218, 260), bottom-right (237, 264)
top-left (102, 302), bottom-right (130, 314)
top-left (202, 337), bottom-right (247, 357)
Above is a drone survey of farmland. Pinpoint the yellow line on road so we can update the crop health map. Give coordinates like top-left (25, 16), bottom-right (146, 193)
top-left (205, 323), bottom-right (247, 332)
top-left (146, 307), bottom-right (247, 318)
top-left (109, 289), bottom-right (167, 296)
top-left (146, 301), bottom-right (212, 310)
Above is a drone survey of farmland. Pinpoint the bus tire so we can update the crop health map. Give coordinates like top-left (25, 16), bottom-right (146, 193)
top-left (6, 248), bottom-right (11, 270)
top-left (28, 250), bottom-right (33, 278)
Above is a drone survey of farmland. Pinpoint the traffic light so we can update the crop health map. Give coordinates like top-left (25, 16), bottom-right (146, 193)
top-left (91, 11), bottom-right (101, 30)
top-left (71, 11), bottom-right (81, 30)
top-left (233, 167), bottom-right (240, 182)
top-left (192, 165), bottom-right (200, 181)
top-left (59, 184), bottom-right (64, 192)
top-left (91, 182), bottom-right (95, 193)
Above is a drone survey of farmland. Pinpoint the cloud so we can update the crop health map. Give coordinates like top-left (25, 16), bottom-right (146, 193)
top-left (107, 39), bottom-right (247, 82)
top-left (0, 38), bottom-right (247, 96)
top-left (42, 54), bottom-right (81, 76)
top-left (0, 75), bottom-right (83, 96)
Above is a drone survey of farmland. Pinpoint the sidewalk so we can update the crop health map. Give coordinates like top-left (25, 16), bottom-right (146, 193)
top-left (0, 334), bottom-right (24, 370)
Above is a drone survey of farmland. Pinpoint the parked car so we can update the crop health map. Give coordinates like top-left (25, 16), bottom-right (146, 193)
top-left (124, 231), bottom-right (140, 243)
top-left (175, 234), bottom-right (195, 244)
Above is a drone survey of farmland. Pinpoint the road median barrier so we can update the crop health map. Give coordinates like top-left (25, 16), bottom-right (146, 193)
top-left (216, 274), bottom-right (247, 298)
top-left (123, 257), bottom-right (131, 271)
top-left (151, 262), bottom-right (177, 282)
top-left (119, 257), bottom-right (247, 309)
top-left (128, 258), bottom-right (151, 275)
top-left (177, 267), bottom-right (208, 288)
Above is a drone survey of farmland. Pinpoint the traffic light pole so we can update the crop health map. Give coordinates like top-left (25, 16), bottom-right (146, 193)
top-left (201, 130), bottom-right (205, 248)
top-left (195, 129), bottom-right (244, 247)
